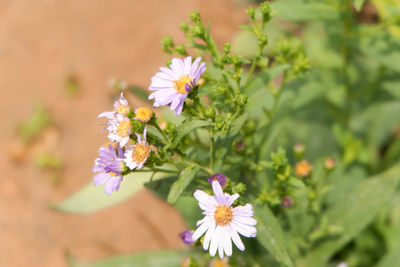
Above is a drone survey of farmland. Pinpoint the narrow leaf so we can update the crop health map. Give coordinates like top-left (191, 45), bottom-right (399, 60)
top-left (298, 164), bottom-right (400, 266)
top-left (52, 171), bottom-right (170, 213)
top-left (128, 85), bottom-right (149, 101)
top-left (353, 0), bottom-right (365, 12)
top-left (167, 165), bottom-right (200, 205)
top-left (270, 0), bottom-right (340, 21)
top-left (255, 204), bottom-right (294, 267)
top-left (171, 119), bottom-right (211, 148)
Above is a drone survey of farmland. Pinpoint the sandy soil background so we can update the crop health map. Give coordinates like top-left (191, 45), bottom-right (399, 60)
top-left (0, 0), bottom-right (248, 266)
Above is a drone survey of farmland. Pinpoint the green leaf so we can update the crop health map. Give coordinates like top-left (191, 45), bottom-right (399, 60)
top-left (167, 166), bottom-right (200, 205)
top-left (270, 0), bottom-right (340, 21)
top-left (246, 64), bottom-right (290, 95)
top-left (52, 171), bottom-right (170, 213)
top-left (255, 204), bottom-right (294, 267)
top-left (175, 196), bottom-right (203, 227)
top-left (298, 164), bottom-right (400, 267)
top-left (171, 119), bottom-right (211, 148)
top-left (84, 250), bottom-right (198, 267)
top-left (376, 245), bottom-right (400, 267)
top-left (146, 126), bottom-right (165, 143)
top-left (353, 0), bottom-right (365, 11)
top-left (128, 85), bottom-right (149, 101)
top-left (213, 114), bottom-right (248, 173)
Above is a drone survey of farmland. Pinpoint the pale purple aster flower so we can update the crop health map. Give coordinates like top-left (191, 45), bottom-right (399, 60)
top-left (208, 173), bottom-right (228, 187)
top-left (148, 56), bottom-right (206, 116)
top-left (107, 113), bottom-right (132, 147)
top-left (192, 181), bottom-right (257, 259)
top-left (124, 126), bottom-right (151, 170)
top-left (98, 92), bottom-right (130, 119)
top-left (93, 144), bottom-right (125, 195)
top-left (179, 230), bottom-right (194, 246)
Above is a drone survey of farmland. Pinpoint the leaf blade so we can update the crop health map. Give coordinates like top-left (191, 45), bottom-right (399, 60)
top-left (167, 165), bottom-right (200, 205)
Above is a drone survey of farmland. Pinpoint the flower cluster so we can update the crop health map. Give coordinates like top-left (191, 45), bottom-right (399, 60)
top-left (93, 56), bottom-right (206, 195)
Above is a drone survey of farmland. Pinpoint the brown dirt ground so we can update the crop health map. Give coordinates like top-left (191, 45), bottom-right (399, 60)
top-left (0, 0), bottom-right (248, 266)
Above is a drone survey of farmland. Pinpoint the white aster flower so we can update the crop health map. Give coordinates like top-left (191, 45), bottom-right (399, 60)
top-left (148, 56), bottom-right (206, 116)
top-left (98, 92), bottom-right (130, 119)
top-left (107, 113), bottom-right (132, 147)
top-left (192, 180), bottom-right (257, 259)
top-left (124, 126), bottom-right (151, 170)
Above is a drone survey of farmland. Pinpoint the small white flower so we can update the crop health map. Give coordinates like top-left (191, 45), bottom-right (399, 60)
top-left (148, 56), bottom-right (206, 116)
top-left (107, 113), bottom-right (132, 147)
top-left (124, 126), bottom-right (151, 170)
top-left (192, 181), bottom-right (257, 259)
top-left (98, 92), bottom-right (130, 119)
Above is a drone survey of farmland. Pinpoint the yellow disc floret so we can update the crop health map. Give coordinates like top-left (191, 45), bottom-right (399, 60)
top-left (116, 120), bottom-right (132, 137)
top-left (135, 107), bottom-right (153, 122)
top-left (115, 103), bottom-right (130, 116)
top-left (214, 205), bottom-right (233, 226)
top-left (174, 75), bottom-right (193, 94)
top-left (132, 143), bottom-right (151, 164)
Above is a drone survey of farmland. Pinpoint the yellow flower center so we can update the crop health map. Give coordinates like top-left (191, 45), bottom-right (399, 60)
top-left (109, 172), bottom-right (117, 176)
top-left (174, 75), bottom-right (193, 94)
top-left (135, 107), bottom-right (153, 122)
top-left (210, 259), bottom-right (229, 267)
top-left (115, 104), bottom-right (130, 116)
top-left (214, 205), bottom-right (233, 226)
top-left (295, 160), bottom-right (312, 178)
top-left (116, 120), bottom-right (132, 137)
top-left (132, 143), bottom-right (151, 164)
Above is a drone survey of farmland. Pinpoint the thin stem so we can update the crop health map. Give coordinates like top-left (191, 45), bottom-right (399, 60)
top-left (209, 128), bottom-right (215, 173)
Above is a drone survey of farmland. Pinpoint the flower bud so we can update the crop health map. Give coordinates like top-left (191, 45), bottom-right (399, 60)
top-left (223, 42), bottom-right (231, 54)
top-left (295, 160), bottom-right (312, 178)
top-left (234, 140), bottom-right (245, 151)
top-left (324, 158), bottom-right (336, 171)
top-left (234, 182), bottom-right (247, 195)
top-left (282, 196), bottom-right (293, 208)
top-left (179, 22), bottom-right (189, 32)
top-left (293, 143), bottom-right (305, 159)
top-left (236, 94), bottom-right (248, 106)
top-left (258, 34), bottom-right (268, 48)
top-left (189, 11), bottom-right (201, 23)
top-left (190, 25), bottom-right (204, 38)
top-left (134, 107), bottom-right (153, 123)
top-left (204, 107), bottom-right (216, 119)
top-left (246, 6), bottom-right (255, 20)
top-left (259, 2), bottom-right (271, 22)
top-left (179, 230), bottom-right (194, 246)
top-left (161, 36), bottom-right (174, 48)
top-left (208, 173), bottom-right (228, 187)
top-left (175, 45), bottom-right (187, 55)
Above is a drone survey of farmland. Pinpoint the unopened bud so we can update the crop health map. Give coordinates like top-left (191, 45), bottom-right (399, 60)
top-left (204, 107), bottom-right (216, 119)
top-left (259, 2), bottom-right (271, 22)
top-left (179, 22), bottom-right (189, 32)
top-left (293, 143), bottom-right (305, 158)
top-left (246, 6), bottom-right (256, 20)
top-left (223, 42), bottom-right (231, 54)
top-left (190, 25), bottom-right (204, 38)
top-left (295, 160), bottom-right (312, 178)
top-left (175, 45), bottom-right (187, 55)
top-left (189, 11), bottom-right (201, 23)
top-left (324, 158), bottom-right (336, 171)
top-left (282, 196), bottom-right (293, 208)
top-left (234, 140), bottom-right (245, 151)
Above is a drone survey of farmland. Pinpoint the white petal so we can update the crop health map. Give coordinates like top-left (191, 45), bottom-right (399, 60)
top-left (192, 219), bottom-right (211, 241)
top-left (160, 67), bottom-right (179, 80)
top-left (209, 226), bottom-right (222, 257)
top-left (218, 237), bottom-right (225, 259)
top-left (233, 204), bottom-right (254, 217)
top-left (212, 180), bottom-right (226, 204)
top-left (222, 227), bottom-right (232, 257)
top-left (190, 57), bottom-right (202, 77)
top-left (235, 216), bottom-right (257, 226)
top-left (150, 77), bottom-right (174, 88)
top-left (226, 193), bottom-right (240, 206)
top-left (232, 221), bottom-right (257, 238)
top-left (155, 71), bottom-right (175, 81)
top-left (171, 58), bottom-right (184, 76)
top-left (183, 56), bottom-right (192, 75)
top-left (194, 190), bottom-right (217, 211)
top-left (203, 220), bottom-right (216, 250)
top-left (228, 225), bottom-right (245, 251)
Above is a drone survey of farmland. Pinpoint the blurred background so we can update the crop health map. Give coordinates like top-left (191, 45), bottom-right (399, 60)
top-left (0, 0), bottom-right (248, 266)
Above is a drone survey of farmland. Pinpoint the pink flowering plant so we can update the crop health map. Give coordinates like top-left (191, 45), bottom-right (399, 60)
top-left (56, 1), bottom-right (400, 267)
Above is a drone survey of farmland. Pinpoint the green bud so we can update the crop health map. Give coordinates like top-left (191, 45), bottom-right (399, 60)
top-left (223, 42), bottom-right (231, 54)
top-left (259, 2), bottom-right (271, 22)
top-left (243, 120), bottom-right (257, 136)
top-left (189, 11), bottom-right (201, 23)
top-left (236, 94), bottom-right (248, 106)
top-left (246, 6), bottom-right (256, 20)
top-left (258, 34), bottom-right (268, 48)
top-left (179, 22), bottom-right (189, 32)
top-left (175, 45), bottom-right (187, 55)
top-left (161, 36), bottom-right (174, 48)
top-left (234, 183), bottom-right (247, 195)
top-left (204, 107), bottom-right (216, 119)
top-left (190, 25), bottom-right (204, 38)
top-left (216, 85), bottom-right (227, 95)
top-left (308, 190), bottom-right (316, 200)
